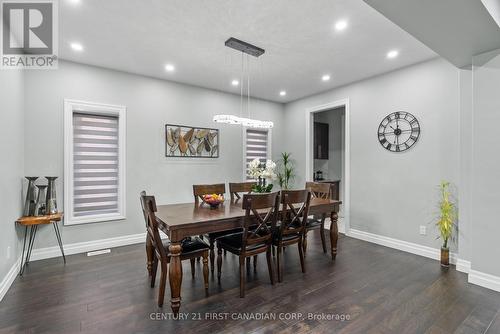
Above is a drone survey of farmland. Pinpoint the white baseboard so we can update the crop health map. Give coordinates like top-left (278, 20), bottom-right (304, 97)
top-left (0, 257), bottom-right (21, 302)
top-left (347, 228), bottom-right (459, 265)
top-left (0, 232), bottom-right (147, 302)
top-left (30, 232), bottom-right (146, 262)
top-left (346, 228), bottom-right (500, 293)
top-left (469, 269), bottom-right (500, 293)
top-left (456, 258), bottom-right (471, 274)
top-left (323, 218), bottom-right (346, 234)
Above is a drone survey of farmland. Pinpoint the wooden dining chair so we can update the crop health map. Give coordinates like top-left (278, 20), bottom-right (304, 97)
top-left (140, 191), bottom-right (154, 277)
top-left (140, 193), bottom-right (210, 307)
top-left (193, 183), bottom-right (226, 205)
top-left (274, 189), bottom-right (312, 282)
top-left (229, 181), bottom-right (257, 202)
top-left (304, 182), bottom-right (331, 254)
top-left (192, 183), bottom-right (242, 272)
top-left (216, 192), bottom-right (280, 298)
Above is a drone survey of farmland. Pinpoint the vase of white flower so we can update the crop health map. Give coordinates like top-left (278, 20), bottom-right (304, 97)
top-left (248, 158), bottom-right (277, 193)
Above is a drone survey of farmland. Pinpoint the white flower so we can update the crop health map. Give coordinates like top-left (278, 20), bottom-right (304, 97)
top-left (247, 158), bottom-right (277, 180)
top-left (248, 158), bottom-right (263, 179)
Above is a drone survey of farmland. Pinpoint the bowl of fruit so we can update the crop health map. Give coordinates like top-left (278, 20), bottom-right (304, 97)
top-left (202, 194), bottom-right (224, 209)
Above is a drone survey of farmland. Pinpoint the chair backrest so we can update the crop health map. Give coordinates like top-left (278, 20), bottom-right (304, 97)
top-left (140, 194), bottom-right (168, 261)
top-left (241, 192), bottom-right (280, 250)
top-left (278, 190), bottom-right (312, 240)
top-left (193, 183), bottom-right (226, 205)
top-left (229, 182), bottom-right (257, 202)
top-left (305, 182), bottom-right (330, 199)
top-left (140, 190), bottom-right (148, 225)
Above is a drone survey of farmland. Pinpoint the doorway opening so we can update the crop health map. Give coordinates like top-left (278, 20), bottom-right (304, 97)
top-left (305, 99), bottom-right (350, 234)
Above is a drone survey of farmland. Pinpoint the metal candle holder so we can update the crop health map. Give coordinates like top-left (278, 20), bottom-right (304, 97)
top-left (23, 177), bottom-right (38, 216)
top-left (45, 176), bottom-right (58, 214)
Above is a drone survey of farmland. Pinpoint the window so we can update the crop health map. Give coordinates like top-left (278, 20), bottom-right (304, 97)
top-left (64, 100), bottom-right (126, 225)
top-left (243, 128), bottom-right (271, 180)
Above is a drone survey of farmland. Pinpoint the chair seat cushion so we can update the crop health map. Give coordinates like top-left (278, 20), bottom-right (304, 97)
top-left (162, 236), bottom-right (209, 255)
top-left (217, 233), bottom-right (268, 253)
top-left (208, 228), bottom-right (243, 241)
top-left (305, 218), bottom-right (324, 229)
top-left (272, 229), bottom-right (301, 244)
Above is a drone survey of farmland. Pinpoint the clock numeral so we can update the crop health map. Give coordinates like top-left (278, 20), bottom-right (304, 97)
top-left (395, 145), bottom-right (401, 152)
top-left (410, 134), bottom-right (418, 141)
top-left (395, 112), bottom-right (400, 119)
top-left (410, 119), bottom-right (418, 126)
top-left (380, 138), bottom-right (387, 145)
top-left (386, 143), bottom-right (392, 150)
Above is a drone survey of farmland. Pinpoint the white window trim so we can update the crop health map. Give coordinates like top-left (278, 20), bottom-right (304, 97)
top-left (242, 127), bottom-right (272, 181)
top-left (64, 99), bottom-right (127, 225)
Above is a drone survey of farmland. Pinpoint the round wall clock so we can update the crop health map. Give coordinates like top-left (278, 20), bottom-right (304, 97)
top-left (377, 111), bottom-right (420, 152)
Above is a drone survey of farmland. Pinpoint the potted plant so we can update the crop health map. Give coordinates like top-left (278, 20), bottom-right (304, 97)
top-left (248, 158), bottom-right (277, 193)
top-left (277, 152), bottom-right (295, 190)
top-left (436, 181), bottom-right (457, 267)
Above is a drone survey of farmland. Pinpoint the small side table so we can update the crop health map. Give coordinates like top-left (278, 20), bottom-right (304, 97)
top-left (16, 213), bottom-right (65, 276)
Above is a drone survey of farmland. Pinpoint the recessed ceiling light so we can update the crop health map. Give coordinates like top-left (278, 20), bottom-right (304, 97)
top-left (334, 20), bottom-right (348, 31)
top-left (322, 74), bottom-right (331, 82)
top-left (387, 50), bottom-right (399, 59)
top-left (68, 0), bottom-right (81, 4)
top-left (70, 42), bottom-right (83, 51)
top-left (231, 79), bottom-right (239, 86)
top-left (165, 64), bottom-right (175, 72)
top-left (279, 91), bottom-right (287, 97)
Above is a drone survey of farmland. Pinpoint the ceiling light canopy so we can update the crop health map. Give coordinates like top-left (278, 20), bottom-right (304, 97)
top-left (70, 42), bottom-right (83, 51)
top-left (165, 64), bottom-right (175, 72)
top-left (322, 74), bottom-right (331, 81)
top-left (334, 20), bottom-right (348, 31)
top-left (387, 50), bottom-right (399, 59)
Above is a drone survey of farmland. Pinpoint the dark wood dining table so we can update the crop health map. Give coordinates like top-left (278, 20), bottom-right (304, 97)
top-left (152, 197), bottom-right (342, 315)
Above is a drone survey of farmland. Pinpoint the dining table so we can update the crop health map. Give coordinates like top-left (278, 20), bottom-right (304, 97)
top-left (152, 197), bottom-right (342, 316)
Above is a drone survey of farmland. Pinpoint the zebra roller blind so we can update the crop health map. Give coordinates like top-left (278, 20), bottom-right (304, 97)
top-left (245, 129), bottom-right (269, 180)
top-left (73, 112), bottom-right (120, 217)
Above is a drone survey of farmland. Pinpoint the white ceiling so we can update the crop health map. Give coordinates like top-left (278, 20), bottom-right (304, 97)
top-left (363, 0), bottom-right (500, 68)
top-left (60, 0), bottom-right (436, 102)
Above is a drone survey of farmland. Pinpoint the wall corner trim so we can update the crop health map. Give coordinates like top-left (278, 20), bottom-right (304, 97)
top-left (456, 258), bottom-right (471, 274)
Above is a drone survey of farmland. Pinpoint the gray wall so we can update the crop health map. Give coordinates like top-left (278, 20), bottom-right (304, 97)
top-left (284, 58), bottom-right (460, 249)
top-left (470, 48), bottom-right (500, 277)
top-left (23, 60), bottom-right (285, 249)
top-left (0, 69), bottom-right (24, 281)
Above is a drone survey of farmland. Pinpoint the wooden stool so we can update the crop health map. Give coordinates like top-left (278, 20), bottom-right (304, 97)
top-left (16, 213), bottom-right (65, 276)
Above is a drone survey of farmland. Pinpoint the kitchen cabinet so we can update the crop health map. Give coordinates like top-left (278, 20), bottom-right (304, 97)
top-left (314, 122), bottom-right (329, 160)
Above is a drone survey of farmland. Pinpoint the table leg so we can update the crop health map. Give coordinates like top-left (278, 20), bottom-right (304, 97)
top-left (330, 211), bottom-right (339, 260)
top-left (25, 225), bottom-right (38, 265)
top-left (145, 234), bottom-right (153, 277)
top-left (19, 226), bottom-right (28, 276)
top-left (53, 221), bottom-right (66, 263)
top-left (169, 242), bottom-right (183, 317)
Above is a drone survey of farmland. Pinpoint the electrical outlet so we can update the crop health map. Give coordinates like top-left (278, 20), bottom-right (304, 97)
top-left (6, 246), bottom-right (11, 259)
top-left (419, 225), bottom-right (427, 236)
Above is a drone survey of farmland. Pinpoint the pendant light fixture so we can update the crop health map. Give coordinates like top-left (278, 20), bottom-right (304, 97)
top-left (213, 38), bottom-right (274, 129)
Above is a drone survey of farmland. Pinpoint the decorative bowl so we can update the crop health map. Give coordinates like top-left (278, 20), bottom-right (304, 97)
top-left (202, 194), bottom-right (224, 209)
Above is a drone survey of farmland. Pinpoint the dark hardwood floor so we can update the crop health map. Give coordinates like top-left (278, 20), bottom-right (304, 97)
top-left (1, 231), bottom-right (500, 334)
